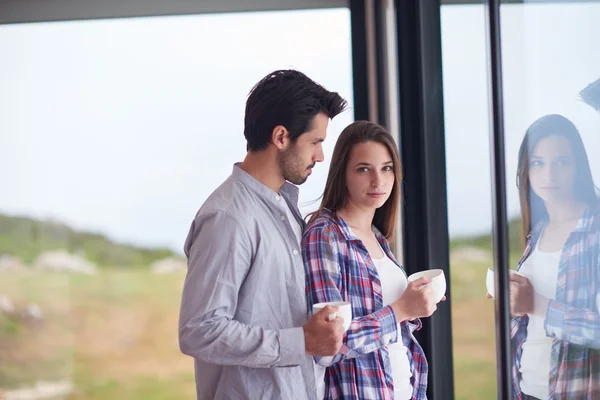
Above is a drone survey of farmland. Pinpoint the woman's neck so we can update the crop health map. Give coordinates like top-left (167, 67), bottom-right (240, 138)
top-left (336, 202), bottom-right (376, 233)
top-left (544, 198), bottom-right (588, 226)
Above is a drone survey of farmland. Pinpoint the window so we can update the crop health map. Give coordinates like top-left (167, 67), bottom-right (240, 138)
top-left (0, 8), bottom-right (353, 398)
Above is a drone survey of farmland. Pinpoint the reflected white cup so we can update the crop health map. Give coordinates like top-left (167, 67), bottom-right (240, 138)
top-left (407, 269), bottom-right (446, 303)
top-left (312, 301), bottom-right (352, 331)
top-left (486, 267), bottom-right (524, 298)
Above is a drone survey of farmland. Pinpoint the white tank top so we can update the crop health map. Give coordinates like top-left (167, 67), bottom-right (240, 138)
top-left (371, 246), bottom-right (414, 400)
top-left (518, 237), bottom-right (561, 399)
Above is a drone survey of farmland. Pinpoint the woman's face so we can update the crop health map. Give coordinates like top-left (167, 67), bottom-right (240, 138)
top-left (528, 135), bottom-right (577, 204)
top-left (345, 140), bottom-right (396, 211)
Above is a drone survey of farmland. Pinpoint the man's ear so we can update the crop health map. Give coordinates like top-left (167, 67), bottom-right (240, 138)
top-left (271, 125), bottom-right (290, 150)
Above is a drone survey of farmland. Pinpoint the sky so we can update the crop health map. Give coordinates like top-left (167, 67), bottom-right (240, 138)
top-left (1, 3), bottom-right (599, 253)
top-left (442, 2), bottom-right (600, 238)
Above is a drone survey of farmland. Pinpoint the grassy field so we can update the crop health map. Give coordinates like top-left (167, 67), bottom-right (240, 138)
top-left (0, 253), bottom-right (521, 400)
top-left (450, 252), bottom-right (523, 400)
top-left (0, 269), bottom-right (195, 399)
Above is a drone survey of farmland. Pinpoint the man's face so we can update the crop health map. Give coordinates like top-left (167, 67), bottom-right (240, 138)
top-left (279, 113), bottom-right (328, 185)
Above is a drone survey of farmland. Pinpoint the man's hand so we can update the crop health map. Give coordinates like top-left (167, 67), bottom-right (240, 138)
top-left (303, 305), bottom-right (345, 356)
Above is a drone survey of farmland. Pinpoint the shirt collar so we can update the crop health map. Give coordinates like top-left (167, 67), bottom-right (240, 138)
top-left (319, 208), bottom-right (385, 242)
top-left (231, 163), bottom-right (300, 207)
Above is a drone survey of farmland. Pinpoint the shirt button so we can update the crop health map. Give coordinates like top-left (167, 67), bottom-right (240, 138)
top-left (275, 195), bottom-right (281, 201)
top-left (292, 249), bottom-right (298, 255)
top-left (280, 215), bottom-right (286, 221)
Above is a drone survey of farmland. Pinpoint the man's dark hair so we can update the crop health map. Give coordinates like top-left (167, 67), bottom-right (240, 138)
top-left (244, 69), bottom-right (348, 151)
top-left (579, 77), bottom-right (600, 112)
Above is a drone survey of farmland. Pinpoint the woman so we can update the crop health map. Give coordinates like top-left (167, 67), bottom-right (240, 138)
top-left (303, 121), bottom-right (443, 400)
top-left (508, 114), bottom-right (600, 400)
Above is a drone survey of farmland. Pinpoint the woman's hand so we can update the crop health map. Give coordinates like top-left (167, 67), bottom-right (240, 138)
top-left (391, 277), bottom-right (445, 321)
top-left (509, 273), bottom-right (534, 317)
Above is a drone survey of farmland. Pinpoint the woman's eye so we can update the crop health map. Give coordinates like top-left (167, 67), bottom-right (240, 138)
top-left (383, 166), bottom-right (393, 171)
top-left (358, 167), bottom-right (369, 172)
top-left (530, 160), bottom-right (543, 167)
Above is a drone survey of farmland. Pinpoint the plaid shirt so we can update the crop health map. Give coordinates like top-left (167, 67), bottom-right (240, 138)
top-left (511, 204), bottom-right (600, 399)
top-left (303, 208), bottom-right (428, 400)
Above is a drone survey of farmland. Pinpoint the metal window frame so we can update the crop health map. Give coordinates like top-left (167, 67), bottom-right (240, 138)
top-left (0, 0), bottom-right (348, 24)
top-left (3, 0), bottom-right (592, 25)
top-left (395, 1), bottom-right (455, 398)
top-left (483, 1), bottom-right (513, 399)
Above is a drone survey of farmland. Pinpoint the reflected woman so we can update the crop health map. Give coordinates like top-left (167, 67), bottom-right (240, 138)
top-left (509, 114), bottom-right (600, 400)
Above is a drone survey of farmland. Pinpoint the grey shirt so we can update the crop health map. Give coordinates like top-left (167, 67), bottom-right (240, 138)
top-left (179, 164), bottom-right (317, 400)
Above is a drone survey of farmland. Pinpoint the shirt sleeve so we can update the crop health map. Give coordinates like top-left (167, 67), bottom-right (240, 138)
top-left (542, 246), bottom-right (600, 350)
top-left (544, 300), bottom-right (600, 349)
top-left (303, 223), bottom-right (399, 367)
top-left (178, 210), bottom-right (305, 367)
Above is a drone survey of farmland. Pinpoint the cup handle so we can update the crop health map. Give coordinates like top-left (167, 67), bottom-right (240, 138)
top-left (327, 313), bottom-right (336, 322)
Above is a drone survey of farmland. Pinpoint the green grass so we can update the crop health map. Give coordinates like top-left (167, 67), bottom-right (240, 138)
top-left (0, 316), bottom-right (21, 337)
top-left (454, 359), bottom-right (498, 400)
top-left (0, 264), bottom-right (503, 400)
top-left (73, 368), bottom-right (195, 400)
top-left (0, 269), bottom-right (193, 399)
top-left (449, 249), bottom-right (525, 400)
top-left (0, 247), bottom-right (523, 399)
top-left (450, 217), bottom-right (524, 254)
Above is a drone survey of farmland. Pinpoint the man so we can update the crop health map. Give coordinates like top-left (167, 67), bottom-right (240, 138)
top-left (179, 69), bottom-right (349, 399)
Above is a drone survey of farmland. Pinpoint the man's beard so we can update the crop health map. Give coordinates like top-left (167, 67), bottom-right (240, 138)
top-left (279, 147), bottom-right (313, 185)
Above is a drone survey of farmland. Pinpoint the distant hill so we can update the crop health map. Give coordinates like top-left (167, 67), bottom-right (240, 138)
top-left (450, 216), bottom-right (524, 254)
top-left (0, 214), bottom-right (177, 268)
top-left (0, 212), bottom-right (525, 268)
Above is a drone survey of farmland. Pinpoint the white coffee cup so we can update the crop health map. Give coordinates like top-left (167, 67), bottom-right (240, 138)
top-left (312, 301), bottom-right (352, 332)
top-left (407, 269), bottom-right (446, 303)
top-left (486, 267), bottom-right (524, 298)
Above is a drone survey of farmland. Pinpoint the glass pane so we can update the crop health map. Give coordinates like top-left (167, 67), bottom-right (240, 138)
top-left (499, 2), bottom-right (600, 399)
top-left (0, 9), bottom-right (354, 399)
top-left (440, 4), bottom-right (497, 399)
top-left (443, 1), bottom-right (600, 399)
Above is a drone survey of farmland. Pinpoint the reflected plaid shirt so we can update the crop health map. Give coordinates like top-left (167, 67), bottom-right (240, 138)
top-left (303, 209), bottom-right (427, 400)
top-left (511, 205), bottom-right (600, 400)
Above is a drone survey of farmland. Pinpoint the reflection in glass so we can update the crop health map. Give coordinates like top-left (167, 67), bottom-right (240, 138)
top-left (510, 107), bottom-right (600, 399)
top-left (443, 2), bottom-right (600, 398)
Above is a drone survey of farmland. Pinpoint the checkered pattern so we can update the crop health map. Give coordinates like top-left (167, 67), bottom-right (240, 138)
top-left (511, 205), bottom-right (600, 399)
top-left (303, 208), bottom-right (428, 400)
